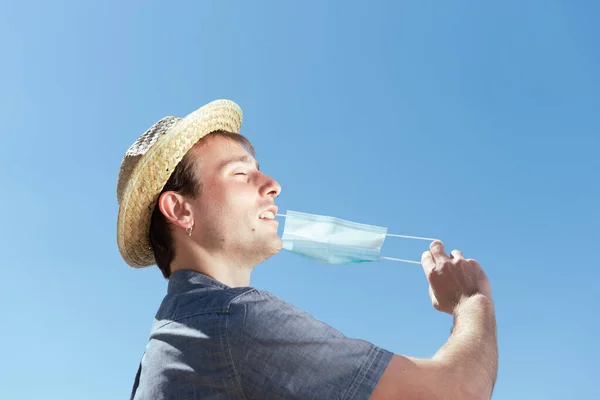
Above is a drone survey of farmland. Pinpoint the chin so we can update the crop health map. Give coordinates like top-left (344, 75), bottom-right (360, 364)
top-left (245, 233), bottom-right (283, 266)
top-left (266, 236), bottom-right (283, 256)
top-left (258, 237), bottom-right (283, 262)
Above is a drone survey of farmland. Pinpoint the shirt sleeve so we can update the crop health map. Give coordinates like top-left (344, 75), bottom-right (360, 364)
top-left (226, 289), bottom-right (393, 400)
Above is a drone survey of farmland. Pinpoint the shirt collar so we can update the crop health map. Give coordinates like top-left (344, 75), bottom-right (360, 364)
top-left (167, 269), bottom-right (230, 294)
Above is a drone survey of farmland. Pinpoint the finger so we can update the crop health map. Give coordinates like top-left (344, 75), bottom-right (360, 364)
top-left (466, 258), bottom-right (481, 268)
top-left (450, 249), bottom-right (464, 260)
top-left (421, 251), bottom-right (435, 275)
top-left (430, 240), bottom-right (450, 261)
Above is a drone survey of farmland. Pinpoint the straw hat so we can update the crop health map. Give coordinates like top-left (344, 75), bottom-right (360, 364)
top-left (116, 99), bottom-right (243, 268)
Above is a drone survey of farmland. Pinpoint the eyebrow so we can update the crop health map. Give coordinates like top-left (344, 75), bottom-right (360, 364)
top-left (219, 154), bottom-right (260, 171)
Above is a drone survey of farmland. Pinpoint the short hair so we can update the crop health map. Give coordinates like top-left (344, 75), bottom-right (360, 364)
top-left (149, 130), bottom-right (256, 278)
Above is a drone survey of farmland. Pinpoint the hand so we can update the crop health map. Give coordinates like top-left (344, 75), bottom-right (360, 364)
top-left (421, 241), bottom-right (492, 315)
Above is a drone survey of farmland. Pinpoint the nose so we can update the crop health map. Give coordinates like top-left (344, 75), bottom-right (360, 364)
top-left (259, 173), bottom-right (281, 199)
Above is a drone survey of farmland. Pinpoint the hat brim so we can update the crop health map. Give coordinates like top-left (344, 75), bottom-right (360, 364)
top-left (117, 99), bottom-right (243, 267)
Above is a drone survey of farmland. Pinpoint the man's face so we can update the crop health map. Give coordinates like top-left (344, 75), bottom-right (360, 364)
top-left (187, 135), bottom-right (282, 265)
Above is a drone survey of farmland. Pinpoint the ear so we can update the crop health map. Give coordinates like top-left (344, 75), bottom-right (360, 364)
top-left (157, 191), bottom-right (194, 230)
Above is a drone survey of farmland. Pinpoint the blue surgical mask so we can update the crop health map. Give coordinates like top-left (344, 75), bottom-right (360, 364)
top-left (278, 210), bottom-right (437, 265)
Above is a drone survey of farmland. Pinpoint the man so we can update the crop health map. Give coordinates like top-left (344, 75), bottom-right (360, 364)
top-left (117, 100), bottom-right (498, 399)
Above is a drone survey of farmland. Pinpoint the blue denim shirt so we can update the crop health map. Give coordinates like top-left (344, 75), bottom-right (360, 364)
top-left (131, 270), bottom-right (393, 399)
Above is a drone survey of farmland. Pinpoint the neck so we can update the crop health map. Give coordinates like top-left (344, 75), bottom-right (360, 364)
top-left (169, 243), bottom-right (253, 288)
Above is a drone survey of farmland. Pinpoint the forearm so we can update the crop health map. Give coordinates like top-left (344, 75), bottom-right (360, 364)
top-left (433, 294), bottom-right (498, 399)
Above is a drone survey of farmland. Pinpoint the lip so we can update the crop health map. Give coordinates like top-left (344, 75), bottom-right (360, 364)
top-left (258, 205), bottom-right (278, 220)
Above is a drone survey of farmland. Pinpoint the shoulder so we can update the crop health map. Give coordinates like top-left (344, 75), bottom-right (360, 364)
top-left (227, 288), bottom-right (344, 338)
top-left (155, 286), bottom-right (255, 327)
top-left (228, 287), bottom-right (289, 313)
top-left (227, 288), bottom-right (285, 326)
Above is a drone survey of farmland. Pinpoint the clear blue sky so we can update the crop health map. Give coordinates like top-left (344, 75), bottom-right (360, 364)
top-left (1, 1), bottom-right (598, 399)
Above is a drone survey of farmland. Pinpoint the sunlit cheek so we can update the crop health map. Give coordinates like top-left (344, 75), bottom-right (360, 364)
top-left (220, 184), bottom-right (257, 212)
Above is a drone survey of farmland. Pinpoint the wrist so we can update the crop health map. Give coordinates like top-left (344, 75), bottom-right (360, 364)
top-left (453, 293), bottom-right (495, 316)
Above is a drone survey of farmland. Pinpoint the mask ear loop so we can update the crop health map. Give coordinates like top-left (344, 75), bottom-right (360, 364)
top-left (381, 233), bottom-right (438, 264)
